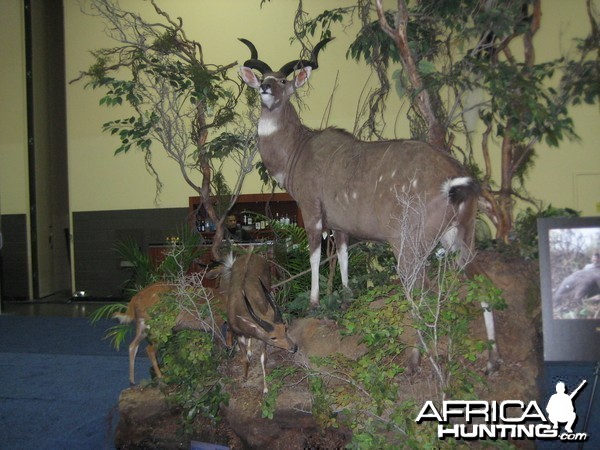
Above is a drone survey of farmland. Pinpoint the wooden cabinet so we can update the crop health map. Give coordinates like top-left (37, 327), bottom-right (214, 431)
top-left (188, 193), bottom-right (304, 241)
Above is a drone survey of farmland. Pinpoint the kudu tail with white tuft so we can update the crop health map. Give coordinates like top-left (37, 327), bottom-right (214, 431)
top-left (239, 38), bottom-right (500, 371)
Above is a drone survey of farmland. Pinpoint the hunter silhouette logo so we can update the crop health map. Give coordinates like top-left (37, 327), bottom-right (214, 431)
top-left (546, 380), bottom-right (586, 434)
top-left (415, 380), bottom-right (589, 441)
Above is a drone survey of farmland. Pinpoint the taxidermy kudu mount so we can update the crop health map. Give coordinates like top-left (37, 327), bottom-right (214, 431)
top-left (239, 38), bottom-right (500, 372)
top-left (218, 252), bottom-right (298, 394)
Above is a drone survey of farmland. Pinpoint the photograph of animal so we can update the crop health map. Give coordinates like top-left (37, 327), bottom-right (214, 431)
top-left (553, 266), bottom-right (600, 317)
top-left (219, 252), bottom-right (298, 394)
top-left (239, 39), bottom-right (499, 370)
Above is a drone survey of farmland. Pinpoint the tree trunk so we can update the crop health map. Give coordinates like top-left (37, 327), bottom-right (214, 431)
top-left (375, 0), bottom-right (447, 149)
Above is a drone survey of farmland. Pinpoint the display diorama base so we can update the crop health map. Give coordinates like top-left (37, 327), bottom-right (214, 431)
top-left (115, 250), bottom-right (541, 449)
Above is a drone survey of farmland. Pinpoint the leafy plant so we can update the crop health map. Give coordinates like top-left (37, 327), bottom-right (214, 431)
top-left (297, 259), bottom-right (506, 448)
top-left (115, 226), bottom-right (205, 295)
top-left (147, 289), bottom-right (229, 427)
top-left (261, 366), bottom-right (301, 419)
top-left (90, 226), bottom-right (206, 350)
top-left (73, 0), bottom-right (259, 260)
top-left (513, 205), bottom-right (580, 259)
top-left (89, 302), bottom-right (131, 350)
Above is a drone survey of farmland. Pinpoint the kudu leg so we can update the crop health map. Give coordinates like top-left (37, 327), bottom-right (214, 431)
top-left (237, 336), bottom-right (252, 379)
top-left (481, 303), bottom-right (501, 373)
top-left (308, 227), bottom-right (323, 308)
top-left (260, 342), bottom-right (269, 394)
top-left (334, 231), bottom-right (350, 290)
top-left (466, 260), bottom-right (501, 373)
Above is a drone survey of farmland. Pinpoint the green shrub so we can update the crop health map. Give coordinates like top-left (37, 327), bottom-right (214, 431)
top-left (147, 290), bottom-right (229, 428)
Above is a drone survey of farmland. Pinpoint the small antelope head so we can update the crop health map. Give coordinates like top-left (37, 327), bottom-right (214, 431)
top-left (238, 280), bottom-right (297, 353)
top-left (239, 37), bottom-right (333, 111)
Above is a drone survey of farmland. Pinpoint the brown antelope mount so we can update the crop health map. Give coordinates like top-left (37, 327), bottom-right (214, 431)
top-left (239, 38), bottom-right (500, 371)
top-left (113, 283), bottom-right (171, 385)
top-left (220, 252), bottom-right (298, 394)
top-left (114, 281), bottom-right (228, 385)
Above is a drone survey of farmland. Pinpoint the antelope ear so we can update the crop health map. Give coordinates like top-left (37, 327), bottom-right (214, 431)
top-left (240, 66), bottom-right (261, 89)
top-left (294, 67), bottom-right (312, 88)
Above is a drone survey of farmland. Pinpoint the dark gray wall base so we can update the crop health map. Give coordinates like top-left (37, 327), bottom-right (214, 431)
top-left (73, 208), bottom-right (189, 297)
top-left (0, 214), bottom-right (29, 300)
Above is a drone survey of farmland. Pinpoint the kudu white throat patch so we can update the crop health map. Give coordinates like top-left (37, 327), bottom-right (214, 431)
top-left (258, 117), bottom-right (279, 136)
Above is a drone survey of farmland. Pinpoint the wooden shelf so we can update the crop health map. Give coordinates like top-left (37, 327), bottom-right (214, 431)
top-left (189, 192), bottom-right (304, 235)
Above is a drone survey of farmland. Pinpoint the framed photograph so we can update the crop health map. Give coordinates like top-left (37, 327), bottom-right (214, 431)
top-left (538, 216), bottom-right (600, 361)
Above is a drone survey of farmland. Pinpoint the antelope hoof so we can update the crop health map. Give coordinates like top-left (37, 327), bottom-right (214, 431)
top-left (342, 285), bottom-right (354, 299)
top-left (405, 348), bottom-right (421, 375)
top-left (485, 351), bottom-right (502, 375)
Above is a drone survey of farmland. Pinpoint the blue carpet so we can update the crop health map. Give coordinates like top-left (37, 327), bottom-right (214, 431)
top-left (0, 316), bottom-right (151, 450)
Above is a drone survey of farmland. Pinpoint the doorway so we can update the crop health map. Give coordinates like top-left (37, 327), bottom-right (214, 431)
top-left (26, 0), bottom-right (71, 299)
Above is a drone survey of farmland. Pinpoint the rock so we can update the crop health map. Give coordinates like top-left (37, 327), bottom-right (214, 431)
top-left (223, 403), bottom-right (337, 450)
top-left (288, 317), bottom-right (367, 361)
top-left (114, 386), bottom-right (186, 449)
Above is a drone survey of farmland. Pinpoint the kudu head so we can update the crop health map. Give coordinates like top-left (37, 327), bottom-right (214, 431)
top-left (239, 37), bottom-right (333, 111)
top-left (238, 279), bottom-right (298, 353)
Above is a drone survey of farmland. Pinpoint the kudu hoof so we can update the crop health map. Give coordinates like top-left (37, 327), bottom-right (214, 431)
top-left (485, 355), bottom-right (502, 375)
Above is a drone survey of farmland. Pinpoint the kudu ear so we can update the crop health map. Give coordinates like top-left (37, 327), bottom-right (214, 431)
top-left (240, 66), bottom-right (261, 89)
top-left (294, 67), bottom-right (312, 88)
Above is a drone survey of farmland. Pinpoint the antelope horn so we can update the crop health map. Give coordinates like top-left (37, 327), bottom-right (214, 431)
top-left (279, 37), bottom-right (334, 76)
top-left (238, 38), bottom-right (258, 59)
top-left (243, 292), bottom-right (274, 332)
top-left (260, 279), bottom-right (283, 323)
top-left (239, 38), bottom-right (273, 74)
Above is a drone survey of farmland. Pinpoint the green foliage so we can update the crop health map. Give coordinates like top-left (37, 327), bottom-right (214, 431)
top-left (78, 1), bottom-right (257, 220)
top-left (347, 242), bottom-right (397, 292)
top-left (89, 302), bottom-right (131, 350)
top-left (466, 274), bottom-right (507, 312)
top-left (111, 227), bottom-right (229, 426)
top-left (114, 225), bottom-right (205, 295)
top-left (297, 8), bottom-right (354, 41)
top-left (299, 264), bottom-right (505, 448)
top-left (113, 238), bottom-right (157, 292)
top-left (513, 205), bottom-right (580, 259)
top-left (157, 227), bottom-right (205, 280)
top-left (148, 293), bottom-right (229, 426)
top-left (474, 59), bottom-right (578, 148)
top-left (268, 219), bottom-right (397, 318)
top-left (262, 366), bottom-right (300, 419)
top-left (202, 132), bottom-right (248, 160)
top-left (102, 113), bottom-right (156, 155)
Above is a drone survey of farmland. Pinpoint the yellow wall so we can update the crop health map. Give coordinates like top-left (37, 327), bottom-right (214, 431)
top-left (524, 2), bottom-right (600, 214)
top-left (64, 0), bottom-right (378, 212)
top-left (47, 1), bottom-right (600, 216)
top-left (0, 0), bottom-right (28, 215)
